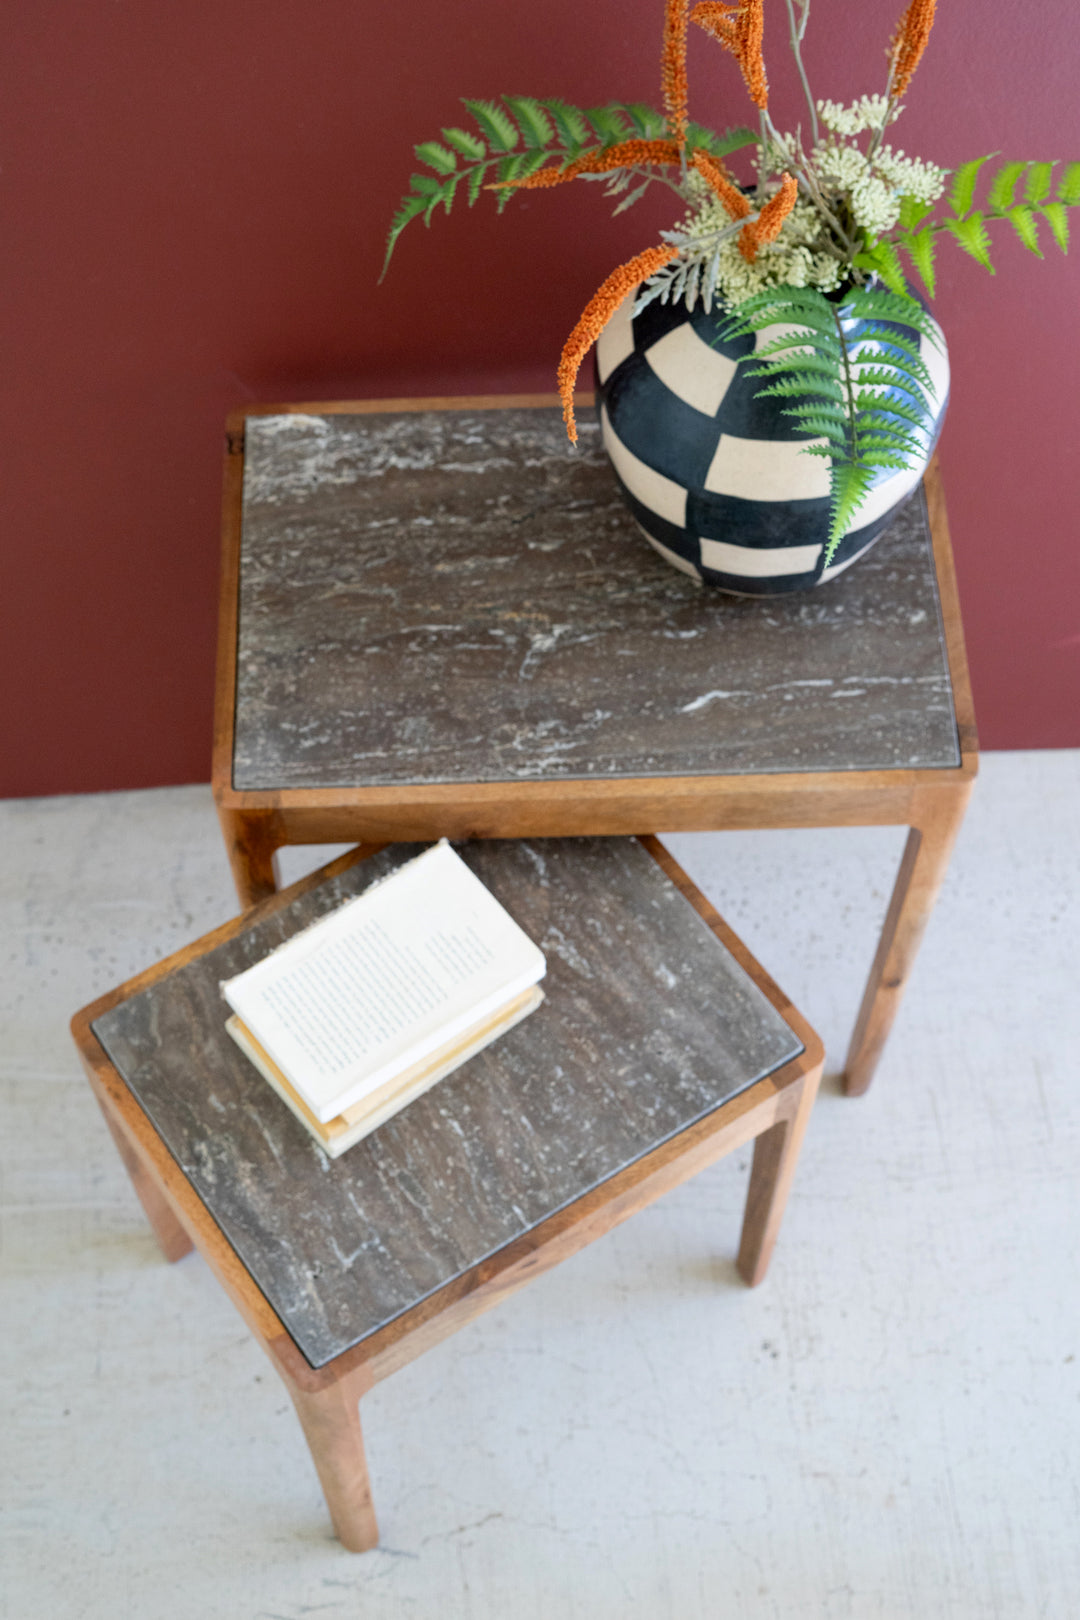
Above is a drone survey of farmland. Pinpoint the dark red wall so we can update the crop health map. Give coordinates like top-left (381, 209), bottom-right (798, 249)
top-left (2, 1), bottom-right (1077, 796)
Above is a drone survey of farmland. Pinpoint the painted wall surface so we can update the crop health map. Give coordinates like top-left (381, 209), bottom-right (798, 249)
top-left (2, 1), bottom-right (1078, 795)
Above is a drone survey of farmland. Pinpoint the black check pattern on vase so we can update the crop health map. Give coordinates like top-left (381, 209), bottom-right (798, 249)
top-left (594, 286), bottom-right (950, 595)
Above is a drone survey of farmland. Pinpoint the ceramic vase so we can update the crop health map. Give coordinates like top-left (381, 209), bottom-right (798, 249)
top-left (595, 284), bottom-right (949, 594)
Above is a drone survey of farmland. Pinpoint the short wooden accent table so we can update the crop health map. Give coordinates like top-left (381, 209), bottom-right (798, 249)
top-left (213, 398), bottom-right (977, 1095)
top-left (72, 837), bottom-right (823, 1552)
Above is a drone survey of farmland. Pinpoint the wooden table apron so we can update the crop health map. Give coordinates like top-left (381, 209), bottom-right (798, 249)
top-left (71, 837), bottom-right (825, 1552)
top-left (212, 397), bottom-right (978, 1096)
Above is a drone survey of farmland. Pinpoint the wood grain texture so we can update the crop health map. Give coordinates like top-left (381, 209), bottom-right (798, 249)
top-left (842, 778), bottom-right (973, 1096)
top-left (92, 1084), bottom-right (194, 1264)
top-left (283, 1365), bottom-right (379, 1552)
top-left (227, 405), bottom-right (961, 794)
top-left (86, 838), bottom-right (804, 1368)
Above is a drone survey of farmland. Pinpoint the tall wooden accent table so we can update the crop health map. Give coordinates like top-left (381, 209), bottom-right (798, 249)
top-left (72, 837), bottom-right (824, 1551)
top-left (214, 398), bottom-right (977, 1096)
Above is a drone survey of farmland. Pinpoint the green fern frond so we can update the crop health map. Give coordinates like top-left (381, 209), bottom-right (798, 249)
top-left (441, 126), bottom-right (486, 161)
top-left (899, 195), bottom-right (935, 231)
top-left (950, 154), bottom-right (994, 217)
top-left (408, 173), bottom-right (444, 197)
top-left (1058, 162), bottom-right (1080, 206)
top-left (786, 403), bottom-right (849, 429)
top-left (586, 104), bottom-right (632, 145)
top-left (855, 398), bottom-right (927, 430)
top-left (1039, 200), bottom-right (1070, 253)
top-left (381, 194), bottom-right (429, 277)
top-left (1007, 203), bottom-right (1043, 256)
top-left (685, 121), bottom-right (759, 159)
top-left (414, 140), bottom-right (458, 175)
top-left (783, 412), bottom-right (850, 446)
top-left (854, 322), bottom-right (932, 362)
top-left (902, 227), bottom-right (937, 297)
top-left (493, 150), bottom-right (546, 211)
top-left (854, 337), bottom-right (936, 393)
top-left (422, 174), bottom-right (457, 225)
top-left (853, 362), bottom-right (931, 399)
top-left (723, 283), bottom-right (940, 563)
top-left (850, 434), bottom-right (915, 456)
top-left (837, 287), bottom-right (940, 338)
top-left (461, 99), bottom-right (519, 151)
top-left (945, 212), bottom-right (995, 272)
top-left (829, 462), bottom-right (878, 552)
top-left (746, 364), bottom-right (845, 395)
top-left (501, 96), bottom-right (554, 148)
top-left (466, 163), bottom-right (492, 206)
top-left (853, 237), bottom-right (907, 296)
top-left (384, 96), bottom-right (677, 272)
top-left (541, 98), bottom-right (591, 151)
top-left (625, 103), bottom-right (668, 139)
top-left (890, 154), bottom-right (1080, 281)
top-left (749, 325), bottom-right (840, 357)
top-left (986, 160), bottom-right (1027, 212)
top-left (1024, 161), bottom-right (1056, 205)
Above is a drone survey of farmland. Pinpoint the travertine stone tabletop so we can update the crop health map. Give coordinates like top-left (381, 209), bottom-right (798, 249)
top-left (233, 407), bottom-right (960, 791)
top-left (92, 838), bottom-right (802, 1367)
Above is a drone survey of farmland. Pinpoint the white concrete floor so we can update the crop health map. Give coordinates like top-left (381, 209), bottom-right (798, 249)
top-left (2, 751), bottom-right (1078, 1619)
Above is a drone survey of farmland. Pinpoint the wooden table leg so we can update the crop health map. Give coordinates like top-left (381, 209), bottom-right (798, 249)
top-left (736, 1060), bottom-right (822, 1287)
top-left (92, 1086), bottom-right (194, 1263)
top-left (216, 806), bottom-right (281, 909)
top-left (842, 780), bottom-right (973, 1097)
top-left (282, 1367), bottom-right (380, 1552)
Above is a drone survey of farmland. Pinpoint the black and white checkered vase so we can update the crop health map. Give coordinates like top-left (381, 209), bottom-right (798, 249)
top-left (595, 284), bottom-right (949, 594)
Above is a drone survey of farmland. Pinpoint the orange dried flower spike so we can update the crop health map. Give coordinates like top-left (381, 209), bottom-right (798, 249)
top-left (889, 0), bottom-right (936, 99)
top-left (558, 244), bottom-right (679, 443)
top-left (690, 148), bottom-right (751, 219)
top-left (738, 171), bottom-right (798, 262)
top-left (691, 0), bottom-right (768, 111)
top-left (661, 0), bottom-right (691, 146)
top-left (491, 140), bottom-right (682, 192)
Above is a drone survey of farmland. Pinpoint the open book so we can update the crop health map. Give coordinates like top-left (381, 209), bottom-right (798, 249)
top-left (221, 842), bottom-right (546, 1158)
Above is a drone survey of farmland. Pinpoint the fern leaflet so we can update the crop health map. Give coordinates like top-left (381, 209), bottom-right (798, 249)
top-left (890, 154), bottom-right (1080, 287)
top-left (383, 98), bottom-right (759, 277)
top-left (722, 285), bottom-right (942, 563)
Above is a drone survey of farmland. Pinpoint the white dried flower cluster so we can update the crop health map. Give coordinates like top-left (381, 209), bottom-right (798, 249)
top-left (873, 145), bottom-right (946, 204)
top-left (676, 189), bottom-right (843, 305)
top-left (813, 138), bottom-right (945, 234)
top-left (817, 96), bottom-right (894, 136)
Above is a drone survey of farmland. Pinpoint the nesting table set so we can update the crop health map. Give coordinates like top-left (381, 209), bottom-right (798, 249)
top-left (72, 397), bottom-right (976, 1550)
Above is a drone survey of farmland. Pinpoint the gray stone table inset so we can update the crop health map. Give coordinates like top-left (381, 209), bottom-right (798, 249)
top-left (214, 398), bottom-right (976, 1101)
top-left (232, 407), bottom-right (960, 791)
top-left (91, 838), bottom-right (802, 1368)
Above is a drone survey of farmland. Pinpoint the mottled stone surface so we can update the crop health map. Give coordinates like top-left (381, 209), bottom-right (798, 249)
top-left (92, 839), bottom-right (802, 1368)
top-left (232, 408), bottom-right (960, 790)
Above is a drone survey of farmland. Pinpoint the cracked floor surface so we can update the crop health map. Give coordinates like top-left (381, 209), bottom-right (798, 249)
top-left (2, 751), bottom-right (1078, 1619)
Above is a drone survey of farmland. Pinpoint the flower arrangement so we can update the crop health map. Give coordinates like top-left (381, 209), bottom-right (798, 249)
top-left (385, 1), bottom-right (1079, 556)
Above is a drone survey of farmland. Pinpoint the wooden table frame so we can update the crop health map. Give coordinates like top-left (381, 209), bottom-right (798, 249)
top-left (213, 397), bottom-right (978, 1097)
top-left (72, 838), bottom-right (824, 1553)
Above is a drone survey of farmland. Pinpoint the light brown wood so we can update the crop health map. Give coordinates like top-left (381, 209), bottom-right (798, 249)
top-left (737, 1061), bottom-right (821, 1285)
top-left (72, 838), bottom-right (824, 1549)
top-left (282, 1365), bottom-right (379, 1553)
top-left (843, 778), bottom-right (973, 1095)
top-left (818, 457), bottom-right (981, 1094)
top-left (216, 807), bottom-right (282, 908)
top-left (93, 1085), bottom-right (194, 1263)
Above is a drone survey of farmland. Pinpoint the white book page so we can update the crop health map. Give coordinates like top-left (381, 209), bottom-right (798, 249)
top-left (222, 844), bottom-right (546, 1121)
